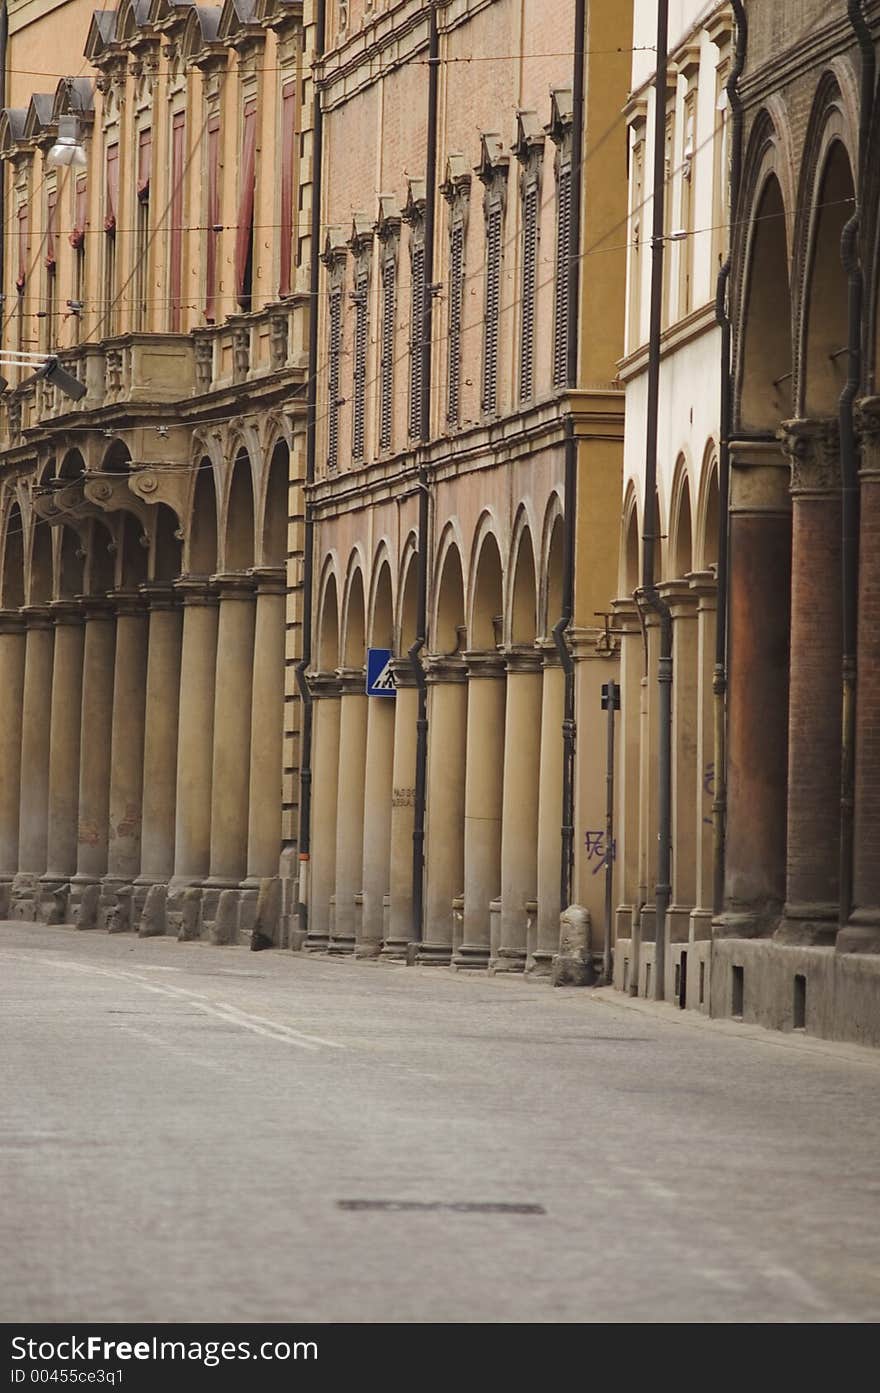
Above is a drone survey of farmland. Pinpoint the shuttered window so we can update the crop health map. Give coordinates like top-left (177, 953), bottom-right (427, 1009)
top-left (135, 130), bottom-right (151, 331)
top-left (205, 114), bottom-right (221, 322)
top-left (520, 182), bottom-right (538, 401)
top-left (16, 202), bottom-right (28, 292)
top-left (279, 80), bottom-right (296, 298)
top-left (327, 287), bottom-right (342, 472)
top-left (447, 220), bottom-right (464, 424)
top-left (236, 96), bottom-right (258, 310)
top-left (482, 203), bottom-right (502, 415)
top-left (104, 143), bottom-right (119, 233)
top-left (553, 163), bottom-right (572, 389)
top-left (408, 239), bottom-right (425, 438)
top-left (352, 270), bottom-right (368, 461)
top-left (379, 254), bottom-right (395, 450)
top-left (169, 112), bottom-right (185, 332)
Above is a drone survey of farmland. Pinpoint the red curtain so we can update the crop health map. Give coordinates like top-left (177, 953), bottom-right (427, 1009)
top-left (279, 81), bottom-right (296, 298)
top-left (45, 189), bottom-right (57, 271)
top-left (170, 112), bottom-right (185, 331)
top-left (16, 203), bottom-right (29, 291)
top-left (137, 128), bottom-right (152, 202)
top-left (205, 113), bottom-right (220, 322)
top-left (235, 96), bottom-right (257, 303)
top-left (69, 174), bottom-right (87, 249)
top-left (104, 143), bottom-right (119, 233)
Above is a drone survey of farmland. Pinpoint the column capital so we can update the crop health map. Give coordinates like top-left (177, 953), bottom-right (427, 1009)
top-left (425, 654), bottom-right (467, 685)
top-left (610, 595), bottom-right (641, 632)
top-left (249, 565), bottom-right (286, 596)
top-left (686, 568), bottom-right (718, 606)
top-left (536, 636), bottom-right (562, 668)
top-left (390, 656), bottom-right (419, 689)
top-left (50, 600), bottom-right (85, 627)
top-left (337, 666), bottom-right (366, 696)
top-left (109, 589), bottom-right (148, 618)
top-left (504, 645), bottom-right (543, 675)
top-left (729, 439), bottom-right (791, 515)
top-left (462, 650), bottom-right (506, 680)
top-left (657, 578), bottom-right (699, 618)
top-left (77, 594), bottom-right (116, 622)
top-left (779, 416), bottom-right (841, 496)
top-left (20, 604), bottom-right (54, 630)
top-left (0, 608), bottom-right (26, 635)
top-left (139, 582), bottom-right (180, 612)
top-left (855, 395), bottom-right (880, 480)
top-left (173, 576), bottom-right (219, 608)
top-left (210, 572), bottom-right (257, 600)
top-left (308, 671), bottom-right (342, 699)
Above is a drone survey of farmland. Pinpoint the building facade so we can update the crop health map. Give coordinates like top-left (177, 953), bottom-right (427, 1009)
top-left (302, 0), bottom-right (632, 969)
top-left (0, 0), bottom-right (309, 940)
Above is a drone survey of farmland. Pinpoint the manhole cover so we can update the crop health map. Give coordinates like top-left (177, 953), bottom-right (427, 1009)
top-left (337, 1200), bottom-right (545, 1215)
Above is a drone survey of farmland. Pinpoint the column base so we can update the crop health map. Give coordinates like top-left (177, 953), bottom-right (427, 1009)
top-left (380, 935), bottom-right (412, 961)
top-left (489, 948), bottom-right (526, 974)
top-left (69, 876), bottom-right (102, 930)
top-left (0, 876), bottom-right (11, 918)
top-left (837, 910), bottom-right (880, 955)
top-left (713, 907), bottom-right (780, 940)
top-left (689, 906), bottom-right (713, 942)
top-left (99, 878), bottom-right (135, 933)
top-left (10, 872), bottom-right (42, 922)
top-left (525, 949), bottom-right (554, 976)
top-left (37, 875), bottom-right (74, 925)
top-left (775, 904), bottom-right (838, 947)
top-left (354, 940), bottom-right (382, 959)
top-left (328, 937), bottom-right (356, 955)
top-left (667, 903), bottom-right (693, 944)
top-left (302, 930), bottom-right (330, 953)
top-left (416, 940), bottom-right (453, 966)
top-left (452, 941), bottom-right (490, 970)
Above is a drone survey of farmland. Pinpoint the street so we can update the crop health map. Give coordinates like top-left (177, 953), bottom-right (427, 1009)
top-left (2, 921), bottom-right (880, 1324)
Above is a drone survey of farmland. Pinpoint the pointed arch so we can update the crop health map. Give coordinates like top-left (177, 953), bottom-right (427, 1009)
top-left (28, 516), bottom-right (53, 604)
top-left (468, 520), bottom-right (504, 651)
top-left (225, 449), bottom-right (256, 571)
top-left (669, 454), bottom-right (693, 581)
top-left (153, 502), bottom-right (182, 582)
top-left (508, 507), bottom-right (538, 645)
top-left (620, 481), bottom-right (640, 596)
top-left (432, 527), bottom-right (465, 654)
top-left (316, 558), bottom-right (340, 671)
top-left (540, 492), bottom-right (565, 637)
top-left (397, 532), bottom-right (418, 655)
top-left (188, 460), bottom-right (219, 576)
top-left (1, 498), bottom-right (25, 609)
top-left (369, 552), bottom-right (394, 650)
top-left (341, 556), bottom-right (367, 668)
top-left (696, 444), bottom-right (720, 571)
top-left (260, 439), bottom-right (288, 568)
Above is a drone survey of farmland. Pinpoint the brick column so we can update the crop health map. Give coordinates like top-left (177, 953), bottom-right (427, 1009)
top-left (455, 653), bottom-right (505, 970)
top-left (329, 669), bottom-right (368, 955)
top-left (359, 680), bottom-right (394, 958)
top-left (137, 584), bottom-right (182, 893)
top-left (207, 574), bottom-right (256, 886)
top-left (495, 648), bottom-right (542, 972)
top-left (777, 419), bottom-right (842, 944)
top-left (530, 643), bottom-right (563, 974)
top-left (71, 599), bottom-right (116, 910)
top-left (841, 397), bottom-right (880, 951)
top-left (661, 581), bottom-right (699, 947)
top-left (419, 657), bottom-right (467, 965)
top-left (0, 612), bottom-right (26, 899)
top-left (171, 580), bottom-right (218, 886)
top-left (382, 660), bottom-right (418, 959)
top-left (16, 606), bottom-right (54, 882)
top-left (687, 571), bottom-right (717, 942)
top-left (43, 601), bottom-right (85, 890)
top-left (720, 442), bottom-right (791, 936)
top-left (304, 673), bottom-right (340, 951)
top-left (611, 599), bottom-right (641, 965)
top-left (101, 592), bottom-right (149, 922)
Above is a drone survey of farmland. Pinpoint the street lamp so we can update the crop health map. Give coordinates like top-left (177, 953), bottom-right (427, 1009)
top-left (46, 115), bottom-right (88, 170)
top-left (0, 350), bottom-right (86, 401)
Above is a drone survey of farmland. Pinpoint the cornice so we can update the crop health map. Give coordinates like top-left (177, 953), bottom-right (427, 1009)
top-left (617, 300), bottom-right (720, 382)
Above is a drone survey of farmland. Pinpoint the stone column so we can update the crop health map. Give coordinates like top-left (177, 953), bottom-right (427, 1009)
top-left (171, 579), bottom-right (218, 885)
top-left (207, 574), bottom-right (256, 886)
top-left (611, 600), bottom-right (642, 964)
top-left (776, 419), bottom-right (842, 944)
top-left (495, 648), bottom-right (542, 972)
top-left (688, 571), bottom-right (717, 942)
top-left (329, 668), bottom-right (368, 954)
top-left (841, 398), bottom-right (880, 951)
top-left (420, 657), bottom-right (467, 964)
top-left (102, 592), bottom-right (149, 917)
top-left (0, 612), bottom-right (26, 905)
top-left (16, 606), bottom-right (54, 884)
top-left (662, 581), bottom-right (699, 946)
top-left (721, 442), bottom-right (791, 935)
top-left (43, 601), bottom-right (85, 889)
top-left (137, 584), bottom-right (182, 891)
top-left (454, 653), bottom-right (505, 969)
top-left (383, 660), bottom-right (418, 959)
top-left (72, 599), bottom-right (116, 901)
top-left (359, 682), bottom-right (395, 957)
top-left (531, 644), bottom-right (563, 973)
top-left (632, 611), bottom-right (660, 990)
top-left (245, 567), bottom-right (286, 883)
top-left (305, 673), bottom-right (340, 950)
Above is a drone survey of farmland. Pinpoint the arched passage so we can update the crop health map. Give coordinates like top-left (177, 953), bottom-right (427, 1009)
top-left (739, 175), bottom-right (793, 431)
top-left (802, 141), bottom-right (854, 417)
top-left (2, 503), bottom-right (25, 608)
top-left (434, 539), bottom-right (465, 654)
top-left (261, 441), bottom-right (288, 567)
top-left (510, 524), bottom-right (538, 645)
top-left (189, 463), bottom-right (218, 576)
top-left (226, 451), bottom-right (255, 572)
top-left (361, 557), bottom-right (395, 955)
top-left (469, 529), bottom-right (503, 650)
top-left (153, 503), bottom-right (182, 583)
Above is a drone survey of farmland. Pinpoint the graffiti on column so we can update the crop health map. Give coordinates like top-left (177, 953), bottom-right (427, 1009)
top-left (703, 763), bottom-right (714, 826)
top-left (585, 830), bottom-right (616, 875)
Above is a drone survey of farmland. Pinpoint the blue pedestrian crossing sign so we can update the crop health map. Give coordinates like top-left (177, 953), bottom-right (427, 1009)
top-left (366, 648), bottom-right (397, 698)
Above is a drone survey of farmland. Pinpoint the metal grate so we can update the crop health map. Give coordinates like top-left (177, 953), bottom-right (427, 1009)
top-left (327, 286), bottom-right (342, 472)
top-left (520, 182), bottom-right (538, 401)
top-left (447, 220), bottom-right (464, 424)
top-left (379, 254), bottom-right (396, 450)
top-left (482, 202), bottom-right (502, 415)
top-left (352, 272), bottom-right (368, 461)
top-left (409, 239), bottom-right (425, 437)
top-left (553, 162), bottom-right (572, 390)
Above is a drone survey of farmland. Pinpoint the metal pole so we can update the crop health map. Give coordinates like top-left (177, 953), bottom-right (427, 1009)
top-left (603, 679), bottom-right (617, 986)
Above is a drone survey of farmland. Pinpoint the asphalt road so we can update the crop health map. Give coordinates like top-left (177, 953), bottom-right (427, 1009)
top-left (2, 920), bottom-right (880, 1323)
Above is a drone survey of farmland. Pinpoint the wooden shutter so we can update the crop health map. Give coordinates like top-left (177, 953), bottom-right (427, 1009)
top-left (137, 128), bottom-right (152, 202)
top-left (327, 287), bottom-right (342, 472)
top-left (352, 271), bottom-right (368, 461)
top-left (520, 182), bottom-right (538, 401)
top-left (205, 113), bottom-right (220, 322)
top-left (554, 164), bottom-right (571, 389)
top-left (235, 96), bottom-right (257, 305)
top-left (408, 239), bottom-right (425, 438)
top-left (69, 174), bottom-right (87, 249)
top-left (379, 254), bottom-right (395, 450)
top-left (170, 112), bottom-right (186, 332)
top-left (482, 203), bottom-right (502, 415)
top-left (45, 189), bottom-right (57, 272)
top-left (16, 203), bottom-right (29, 292)
top-left (104, 143), bottom-right (119, 233)
top-left (447, 220), bottom-right (464, 424)
top-left (279, 80), bottom-right (296, 298)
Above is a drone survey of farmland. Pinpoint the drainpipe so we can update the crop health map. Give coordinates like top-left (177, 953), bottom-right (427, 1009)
top-left (294, 0), bottom-right (326, 938)
top-left (711, 0), bottom-right (747, 917)
top-left (0, 3), bottom-right (7, 302)
top-left (552, 0), bottom-right (586, 914)
top-left (839, 0), bottom-right (874, 925)
top-left (407, 1), bottom-right (439, 946)
top-left (638, 0), bottom-right (671, 1002)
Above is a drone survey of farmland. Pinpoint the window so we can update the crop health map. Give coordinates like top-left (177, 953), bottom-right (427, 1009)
top-left (205, 114), bottom-right (220, 322)
top-left (482, 202), bottom-right (502, 415)
top-left (351, 262), bottom-right (369, 461)
top-left (678, 90), bottom-right (697, 318)
top-left (69, 174), bottom-right (87, 343)
top-left (627, 125), bottom-right (645, 352)
top-left (103, 141), bottom-right (119, 337)
top-left (169, 113), bottom-right (185, 331)
top-left (379, 246), bottom-right (396, 450)
top-left (520, 182), bottom-right (539, 402)
top-left (279, 80), bottom-right (296, 298)
top-left (327, 286), bottom-right (342, 472)
top-left (236, 96), bottom-right (257, 311)
top-left (16, 200), bottom-right (29, 354)
top-left (135, 128), bottom-right (151, 331)
top-left (44, 187), bottom-right (57, 351)
top-left (712, 63), bottom-right (730, 272)
top-left (447, 219), bottom-right (464, 424)
top-left (408, 237), bottom-right (425, 437)
top-left (553, 162), bottom-right (571, 389)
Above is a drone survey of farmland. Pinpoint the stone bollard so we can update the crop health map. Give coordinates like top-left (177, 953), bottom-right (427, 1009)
top-left (105, 887), bottom-right (133, 934)
top-left (74, 883), bottom-right (100, 930)
top-left (211, 889), bottom-right (240, 946)
top-left (139, 883), bottom-right (167, 938)
top-left (551, 904), bottom-right (594, 987)
top-left (250, 877), bottom-right (281, 951)
top-left (176, 887), bottom-right (202, 942)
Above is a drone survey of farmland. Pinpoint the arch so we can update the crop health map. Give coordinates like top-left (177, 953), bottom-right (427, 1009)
top-left (342, 559), bottom-right (366, 667)
top-left (369, 555), bottom-right (394, 650)
top-left (669, 456), bottom-right (693, 580)
top-left (316, 561), bottom-right (340, 671)
top-left (153, 502), bottom-right (182, 582)
top-left (225, 450), bottom-right (255, 571)
top-left (800, 138), bottom-right (855, 418)
top-left (120, 512), bottom-right (148, 589)
top-left (2, 500), bottom-right (25, 609)
top-left (58, 525), bottom-right (84, 599)
top-left (101, 438), bottom-right (132, 474)
top-left (260, 439), bottom-right (288, 568)
top-left (620, 482), bottom-right (640, 596)
top-left (696, 446), bottom-right (720, 571)
top-left (432, 531), bottom-right (465, 654)
top-left (468, 524), bottom-right (504, 651)
top-left (57, 448), bottom-right (86, 482)
top-left (508, 513), bottom-right (538, 645)
top-left (29, 518), bottom-right (53, 604)
top-left (738, 172), bottom-right (793, 431)
top-left (188, 460), bottom-right (219, 575)
top-left (539, 492), bottom-right (564, 636)
top-left (84, 517), bottom-right (115, 596)
top-left (398, 538), bottom-right (419, 656)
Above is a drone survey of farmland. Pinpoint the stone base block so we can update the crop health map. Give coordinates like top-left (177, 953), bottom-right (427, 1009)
top-left (200, 888), bottom-right (221, 940)
top-left (70, 881), bottom-right (101, 930)
top-left (489, 948), bottom-right (526, 974)
top-left (11, 873), bottom-right (40, 921)
top-left (210, 889), bottom-right (240, 946)
top-left (0, 879), bottom-right (10, 918)
top-left (552, 905), bottom-right (595, 987)
top-left (99, 883), bottom-right (133, 934)
top-left (612, 937), bottom-right (633, 993)
top-left (667, 904), bottom-right (693, 944)
top-left (37, 882), bottom-right (71, 925)
top-left (525, 949), bottom-right (554, 977)
top-left (689, 907), bottom-right (713, 942)
top-left (168, 886), bottom-right (202, 941)
top-left (380, 936), bottom-right (411, 962)
top-left (138, 884), bottom-right (167, 938)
